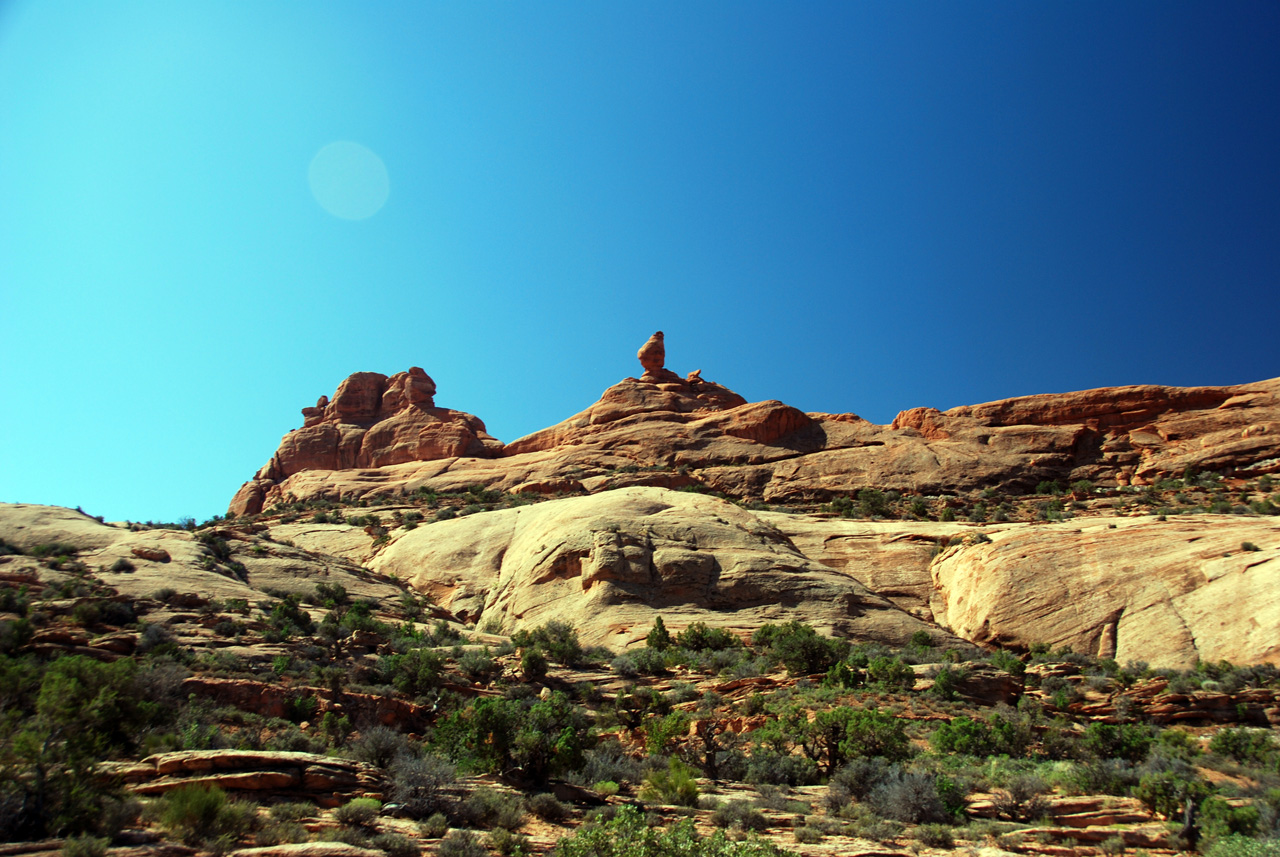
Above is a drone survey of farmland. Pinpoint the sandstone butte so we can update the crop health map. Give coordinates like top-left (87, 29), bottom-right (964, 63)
top-left (204, 335), bottom-right (1280, 669)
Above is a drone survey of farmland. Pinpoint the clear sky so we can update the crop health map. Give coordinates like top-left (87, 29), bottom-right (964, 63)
top-left (2, 2), bottom-right (1277, 523)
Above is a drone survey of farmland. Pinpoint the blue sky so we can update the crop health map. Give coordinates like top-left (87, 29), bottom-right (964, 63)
top-left (2, 2), bottom-right (1277, 523)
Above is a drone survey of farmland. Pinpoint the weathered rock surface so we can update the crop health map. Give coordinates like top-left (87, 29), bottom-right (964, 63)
top-left (929, 513), bottom-right (1280, 668)
top-left (230, 368), bottom-right (503, 516)
top-left (106, 750), bottom-right (381, 802)
top-left (0, 504), bottom-right (405, 613)
top-left (228, 337), bottom-right (1280, 515)
top-left (368, 487), bottom-right (958, 651)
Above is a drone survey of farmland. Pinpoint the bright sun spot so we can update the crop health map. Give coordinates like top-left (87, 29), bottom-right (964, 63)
top-left (308, 141), bottom-right (390, 220)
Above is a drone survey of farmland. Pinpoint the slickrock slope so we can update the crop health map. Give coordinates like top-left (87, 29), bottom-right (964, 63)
top-left (366, 487), bottom-right (957, 651)
top-left (928, 513), bottom-right (1280, 669)
top-left (228, 335), bottom-right (1280, 515)
top-left (0, 503), bottom-right (403, 608)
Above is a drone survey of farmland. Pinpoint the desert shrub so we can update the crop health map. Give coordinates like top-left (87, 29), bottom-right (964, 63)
top-left (830, 756), bottom-right (894, 803)
top-left (867, 656), bottom-right (916, 689)
top-left (1083, 722), bottom-right (1154, 763)
top-left (1200, 795), bottom-right (1260, 841)
top-left (383, 647), bottom-right (445, 697)
top-left (991, 774), bottom-right (1050, 821)
top-left (269, 802), bottom-right (316, 822)
top-left (710, 800), bottom-right (768, 831)
top-left (611, 653), bottom-right (640, 677)
top-left (529, 792), bottom-right (570, 822)
top-left (159, 785), bottom-right (256, 846)
top-left (334, 797), bottom-right (381, 827)
top-left (417, 813), bottom-right (449, 838)
top-left (552, 805), bottom-right (792, 857)
top-left (1210, 727), bottom-right (1276, 766)
top-left (437, 829), bottom-right (486, 857)
top-left (639, 757), bottom-right (700, 807)
top-left (369, 833), bottom-right (418, 857)
top-left (1059, 758), bottom-right (1141, 796)
top-left (753, 621), bottom-right (849, 676)
top-left (254, 821), bottom-right (309, 846)
top-left (487, 827), bottom-right (531, 856)
top-left (645, 711), bottom-right (691, 755)
top-left (1205, 837), bottom-right (1280, 857)
top-left (61, 834), bottom-right (110, 857)
top-left (913, 823), bottom-right (954, 848)
top-left (745, 749), bottom-right (821, 786)
top-left (349, 726), bottom-right (412, 769)
top-left (512, 620), bottom-right (583, 666)
top-left (675, 622), bottom-right (741, 652)
top-left (867, 769), bottom-right (957, 825)
top-left (630, 646), bottom-right (668, 675)
top-left (455, 787), bottom-right (525, 830)
top-left (646, 616), bottom-right (673, 651)
top-left (575, 740), bottom-right (648, 786)
top-left (458, 648), bottom-right (497, 681)
top-left (390, 753), bottom-right (456, 819)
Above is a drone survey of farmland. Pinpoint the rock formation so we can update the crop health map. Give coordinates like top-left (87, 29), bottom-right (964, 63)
top-left (230, 368), bottom-right (503, 515)
top-left (227, 336), bottom-right (1280, 517)
top-left (366, 487), bottom-right (959, 651)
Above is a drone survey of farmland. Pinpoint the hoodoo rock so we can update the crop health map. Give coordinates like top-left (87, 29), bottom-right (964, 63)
top-left (229, 368), bottom-right (503, 515)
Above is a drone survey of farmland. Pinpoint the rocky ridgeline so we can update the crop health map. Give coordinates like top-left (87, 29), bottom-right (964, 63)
top-left (229, 334), bottom-right (1280, 517)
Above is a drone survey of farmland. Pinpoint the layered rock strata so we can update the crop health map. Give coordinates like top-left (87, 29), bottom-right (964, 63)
top-left (228, 337), bottom-right (1280, 516)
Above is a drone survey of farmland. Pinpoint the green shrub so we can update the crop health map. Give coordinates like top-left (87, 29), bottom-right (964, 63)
top-left (437, 829), bottom-right (486, 857)
top-left (529, 793), bottom-right (570, 822)
top-left (551, 805), bottom-right (794, 856)
top-left (1082, 721), bottom-right (1154, 762)
top-left (1200, 795), bottom-right (1260, 840)
top-left (675, 622), bottom-right (741, 652)
top-left (369, 833), bottom-right (418, 857)
top-left (61, 834), bottom-right (110, 857)
top-left (913, 823), bottom-right (954, 848)
top-left (711, 800), bottom-right (768, 831)
top-left (268, 802), bottom-right (316, 822)
top-left (417, 813), bottom-right (449, 838)
top-left (645, 616), bottom-right (672, 651)
top-left (520, 646), bottom-right (548, 679)
top-left (512, 620), bottom-right (583, 666)
top-left (1210, 727), bottom-right (1276, 765)
top-left (159, 785), bottom-right (256, 846)
top-left (639, 757), bottom-right (701, 807)
top-left (455, 787), bottom-right (525, 830)
top-left (1205, 836), bottom-right (1280, 857)
top-left (334, 797), bottom-right (381, 827)
top-left (745, 749), bottom-right (821, 787)
top-left (753, 621), bottom-right (849, 676)
top-left (867, 656), bottom-right (916, 689)
top-left (487, 827), bottom-right (531, 856)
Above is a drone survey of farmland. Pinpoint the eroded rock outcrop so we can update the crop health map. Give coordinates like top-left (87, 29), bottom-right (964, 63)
top-left (368, 487), bottom-right (958, 651)
top-left (929, 513), bottom-right (1280, 668)
top-left (228, 335), bottom-right (1280, 516)
top-left (230, 368), bottom-right (503, 515)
